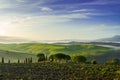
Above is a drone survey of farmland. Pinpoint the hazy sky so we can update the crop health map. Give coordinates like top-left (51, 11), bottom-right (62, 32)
top-left (0, 0), bottom-right (120, 40)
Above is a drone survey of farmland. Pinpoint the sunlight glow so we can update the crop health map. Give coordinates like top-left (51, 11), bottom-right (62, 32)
top-left (0, 23), bottom-right (10, 36)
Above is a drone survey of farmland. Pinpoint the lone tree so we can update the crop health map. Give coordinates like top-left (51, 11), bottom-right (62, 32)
top-left (37, 53), bottom-right (45, 62)
top-left (72, 55), bottom-right (87, 63)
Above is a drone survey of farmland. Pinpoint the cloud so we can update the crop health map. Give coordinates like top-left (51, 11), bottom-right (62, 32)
top-left (82, 0), bottom-right (120, 5)
top-left (9, 13), bottom-right (89, 25)
top-left (39, 7), bottom-right (53, 11)
top-left (71, 9), bottom-right (95, 13)
top-left (0, 1), bottom-right (16, 9)
top-left (16, 0), bottom-right (25, 2)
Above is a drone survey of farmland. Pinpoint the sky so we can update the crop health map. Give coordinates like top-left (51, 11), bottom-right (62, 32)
top-left (0, 0), bottom-right (120, 40)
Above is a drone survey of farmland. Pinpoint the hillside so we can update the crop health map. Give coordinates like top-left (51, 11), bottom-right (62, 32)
top-left (0, 43), bottom-right (120, 63)
top-left (0, 49), bottom-right (37, 63)
top-left (0, 43), bottom-right (111, 55)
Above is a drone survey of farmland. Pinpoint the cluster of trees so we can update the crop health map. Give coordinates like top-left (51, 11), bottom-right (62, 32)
top-left (37, 53), bottom-right (120, 65)
top-left (37, 53), bottom-right (87, 63)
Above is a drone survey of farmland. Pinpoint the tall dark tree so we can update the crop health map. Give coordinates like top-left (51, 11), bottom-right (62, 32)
top-left (2, 57), bottom-right (4, 63)
top-left (25, 58), bottom-right (28, 64)
top-left (8, 60), bottom-right (10, 64)
top-left (49, 55), bottom-right (54, 62)
top-left (18, 59), bottom-right (20, 63)
top-left (30, 57), bottom-right (32, 63)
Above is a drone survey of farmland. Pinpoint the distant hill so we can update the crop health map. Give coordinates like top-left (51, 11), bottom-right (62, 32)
top-left (96, 35), bottom-right (120, 43)
top-left (0, 36), bottom-right (31, 43)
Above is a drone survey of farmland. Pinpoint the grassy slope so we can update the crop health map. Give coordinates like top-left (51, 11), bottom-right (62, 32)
top-left (0, 49), bottom-right (37, 63)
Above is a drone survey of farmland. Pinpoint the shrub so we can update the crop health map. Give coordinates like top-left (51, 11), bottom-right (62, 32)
top-left (72, 55), bottom-right (87, 63)
top-left (37, 53), bottom-right (45, 62)
top-left (91, 60), bottom-right (97, 64)
top-left (106, 58), bottom-right (120, 65)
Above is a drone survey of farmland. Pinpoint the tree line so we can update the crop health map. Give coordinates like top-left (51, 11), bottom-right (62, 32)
top-left (0, 57), bottom-right (33, 64)
top-left (37, 53), bottom-right (120, 65)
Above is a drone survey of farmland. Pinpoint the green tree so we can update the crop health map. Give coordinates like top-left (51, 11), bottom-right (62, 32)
top-left (30, 57), bottom-right (32, 63)
top-left (2, 57), bottom-right (4, 63)
top-left (72, 55), bottom-right (87, 63)
top-left (49, 55), bottom-right (54, 62)
top-left (54, 53), bottom-right (64, 61)
top-left (18, 59), bottom-right (20, 63)
top-left (25, 58), bottom-right (28, 63)
top-left (91, 59), bottom-right (97, 64)
top-left (64, 55), bottom-right (71, 62)
top-left (106, 58), bottom-right (120, 64)
top-left (37, 53), bottom-right (45, 62)
top-left (40, 49), bottom-right (50, 61)
top-left (8, 60), bottom-right (10, 64)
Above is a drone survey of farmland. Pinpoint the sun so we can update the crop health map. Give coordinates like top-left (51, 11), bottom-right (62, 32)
top-left (0, 30), bottom-right (6, 36)
top-left (0, 24), bottom-right (8, 36)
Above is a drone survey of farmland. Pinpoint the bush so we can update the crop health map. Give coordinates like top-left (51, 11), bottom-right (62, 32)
top-left (72, 55), bottom-right (87, 63)
top-left (37, 53), bottom-right (45, 62)
top-left (106, 58), bottom-right (120, 65)
top-left (91, 60), bottom-right (97, 64)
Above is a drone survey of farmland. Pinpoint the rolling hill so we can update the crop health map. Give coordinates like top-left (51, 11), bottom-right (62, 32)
top-left (0, 43), bottom-right (111, 55)
top-left (0, 43), bottom-right (120, 63)
top-left (0, 43), bottom-right (114, 62)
